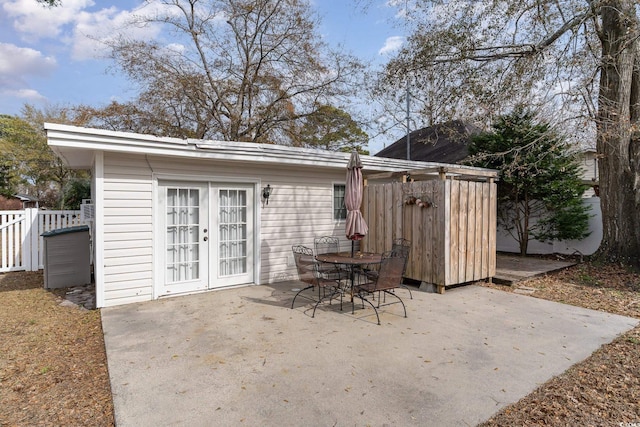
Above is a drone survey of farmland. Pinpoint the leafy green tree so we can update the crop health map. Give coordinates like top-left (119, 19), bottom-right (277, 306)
top-left (0, 161), bottom-right (18, 198)
top-left (0, 107), bottom-right (90, 208)
top-left (0, 118), bottom-right (21, 198)
top-left (62, 179), bottom-right (91, 210)
top-left (298, 105), bottom-right (369, 153)
top-left (21, 105), bottom-right (93, 208)
top-left (0, 114), bottom-right (55, 200)
top-left (467, 109), bottom-right (590, 255)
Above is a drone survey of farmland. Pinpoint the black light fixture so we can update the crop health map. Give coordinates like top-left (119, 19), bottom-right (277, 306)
top-left (262, 184), bottom-right (272, 205)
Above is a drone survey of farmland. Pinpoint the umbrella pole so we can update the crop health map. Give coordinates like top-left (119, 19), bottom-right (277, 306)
top-left (350, 239), bottom-right (355, 295)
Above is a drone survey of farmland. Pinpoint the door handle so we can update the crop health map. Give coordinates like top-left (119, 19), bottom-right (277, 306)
top-left (203, 236), bottom-right (208, 241)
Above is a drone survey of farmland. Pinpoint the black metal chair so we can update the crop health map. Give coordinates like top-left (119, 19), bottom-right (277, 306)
top-left (352, 251), bottom-right (408, 325)
top-left (391, 238), bottom-right (411, 258)
top-left (314, 235), bottom-right (340, 255)
top-left (290, 245), bottom-right (343, 317)
top-left (314, 236), bottom-right (348, 278)
top-left (359, 238), bottom-right (413, 299)
top-left (391, 238), bottom-right (413, 299)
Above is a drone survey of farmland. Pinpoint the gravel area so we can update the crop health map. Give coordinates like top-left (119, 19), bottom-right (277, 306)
top-left (0, 260), bottom-right (638, 426)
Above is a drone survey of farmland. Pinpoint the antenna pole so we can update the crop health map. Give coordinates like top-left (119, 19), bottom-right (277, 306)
top-left (406, 84), bottom-right (411, 160)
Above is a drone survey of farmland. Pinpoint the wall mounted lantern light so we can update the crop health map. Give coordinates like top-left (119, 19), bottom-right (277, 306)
top-left (262, 184), bottom-right (272, 205)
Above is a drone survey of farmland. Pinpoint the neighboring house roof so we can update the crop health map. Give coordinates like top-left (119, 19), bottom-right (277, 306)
top-left (0, 195), bottom-right (22, 210)
top-left (15, 194), bottom-right (39, 209)
top-left (14, 194), bottom-right (39, 203)
top-left (375, 120), bottom-right (481, 164)
top-left (44, 122), bottom-right (494, 178)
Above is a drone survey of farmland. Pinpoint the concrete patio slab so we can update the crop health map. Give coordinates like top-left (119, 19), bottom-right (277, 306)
top-left (102, 283), bottom-right (637, 427)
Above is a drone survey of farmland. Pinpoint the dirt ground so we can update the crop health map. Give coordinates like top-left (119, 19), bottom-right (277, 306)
top-left (0, 271), bottom-right (114, 426)
top-left (0, 261), bottom-right (639, 426)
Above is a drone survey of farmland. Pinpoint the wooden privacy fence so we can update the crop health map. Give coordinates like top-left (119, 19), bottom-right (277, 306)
top-left (361, 169), bottom-right (498, 293)
top-left (0, 208), bottom-right (86, 273)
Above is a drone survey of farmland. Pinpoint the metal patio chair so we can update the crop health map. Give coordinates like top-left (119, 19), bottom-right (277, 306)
top-left (352, 250), bottom-right (408, 325)
top-left (359, 238), bottom-right (413, 299)
top-left (391, 238), bottom-right (413, 299)
top-left (290, 245), bottom-right (344, 317)
top-left (314, 236), bottom-right (348, 279)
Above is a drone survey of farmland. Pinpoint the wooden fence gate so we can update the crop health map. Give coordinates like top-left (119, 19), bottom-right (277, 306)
top-left (0, 208), bottom-right (87, 273)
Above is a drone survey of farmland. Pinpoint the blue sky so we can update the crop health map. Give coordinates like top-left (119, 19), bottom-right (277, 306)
top-left (0, 0), bottom-right (407, 152)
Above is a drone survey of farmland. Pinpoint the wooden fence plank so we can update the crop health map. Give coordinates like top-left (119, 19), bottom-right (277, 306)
top-left (392, 182), bottom-right (403, 242)
top-left (449, 181), bottom-right (460, 284)
top-left (465, 182), bottom-right (476, 282)
top-left (488, 180), bottom-right (497, 277)
top-left (481, 181), bottom-right (490, 278)
top-left (384, 184), bottom-right (393, 250)
top-left (426, 181), bottom-right (436, 283)
top-left (402, 183), bottom-right (414, 272)
top-left (412, 183), bottom-right (424, 281)
top-left (458, 181), bottom-right (468, 282)
top-left (432, 180), bottom-right (445, 286)
top-left (375, 185), bottom-right (385, 253)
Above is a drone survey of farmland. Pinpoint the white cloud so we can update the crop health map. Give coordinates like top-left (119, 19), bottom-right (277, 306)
top-left (0, 43), bottom-right (55, 105)
top-left (71, 1), bottom-right (228, 60)
top-left (0, 43), bottom-right (56, 78)
top-left (2, 0), bottom-right (166, 61)
top-left (71, 1), bottom-right (194, 60)
top-left (378, 36), bottom-right (404, 55)
top-left (385, 0), bottom-right (415, 22)
top-left (165, 43), bottom-right (186, 54)
top-left (1, 87), bottom-right (47, 102)
top-left (73, 7), bottom-right (144, 60)
top-left (2, 0), bottom-right (95, 40)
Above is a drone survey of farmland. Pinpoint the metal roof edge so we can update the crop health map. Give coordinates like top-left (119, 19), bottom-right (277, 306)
top-left (44, 122), bottom-right (189, 146)
top-left (44, 123), bottom-right (497, 174)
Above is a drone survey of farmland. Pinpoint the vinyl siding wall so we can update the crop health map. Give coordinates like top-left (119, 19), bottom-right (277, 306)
top-left (100, 152), bottom-right (349, 307)
top-left (102, 154), bottom-right (154, 306)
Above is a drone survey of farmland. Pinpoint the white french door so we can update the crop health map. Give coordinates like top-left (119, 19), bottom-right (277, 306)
top-left (210, 186), bottom-right (254, 288)
top-left (158, 181), bottom-right (254, 296)
top-left (159, 182), bottom-right (209, 295)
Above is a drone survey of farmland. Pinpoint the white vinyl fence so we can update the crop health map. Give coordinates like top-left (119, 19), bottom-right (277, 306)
top-left (496, 197), bottom-right (603, 256)
top-left (0, 208), bottom-right (88, 273)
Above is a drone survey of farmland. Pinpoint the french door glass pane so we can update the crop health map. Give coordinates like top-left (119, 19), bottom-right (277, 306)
top-left (167, 189), bottom-right (177, 205)
top-left (166, 187), bottom-right (201, 283)
top-left (219, 189), bottom-right (247, 277)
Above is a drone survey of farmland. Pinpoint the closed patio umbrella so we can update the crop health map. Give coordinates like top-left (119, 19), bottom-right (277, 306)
top-left (345, 150), bottom-right (368, 256)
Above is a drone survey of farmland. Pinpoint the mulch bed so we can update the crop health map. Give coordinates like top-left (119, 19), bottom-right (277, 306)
top-left (0, 260), bottom-right (638, 426)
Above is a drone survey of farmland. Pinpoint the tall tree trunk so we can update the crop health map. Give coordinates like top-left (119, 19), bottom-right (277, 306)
top-left (596, 0), bottom-right (640, 266)
top-left (520, 198), bottom-right (530, 256)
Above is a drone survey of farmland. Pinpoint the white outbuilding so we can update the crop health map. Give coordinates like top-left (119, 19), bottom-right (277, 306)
top-left (45, 123), bottom-right (494, 307)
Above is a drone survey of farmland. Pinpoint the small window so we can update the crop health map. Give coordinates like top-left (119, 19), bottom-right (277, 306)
top-left (333, 184), bottom-right (346, 220)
